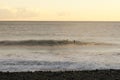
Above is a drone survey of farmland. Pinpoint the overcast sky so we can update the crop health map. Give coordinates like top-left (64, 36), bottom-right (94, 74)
top-left (0, 0), bottom-right (120, 21)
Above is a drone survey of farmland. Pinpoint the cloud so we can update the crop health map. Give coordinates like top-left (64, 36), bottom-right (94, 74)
top-left (57, 11), bottom-right (70, 17)
top-left (15, 8), bottom-right (39, 18)
top-left (0, 8), bottom-right (14, 19)
top-left (0, 8), bottom-right (40, 20)
top-left (57, 12), bottom-right (67, 16)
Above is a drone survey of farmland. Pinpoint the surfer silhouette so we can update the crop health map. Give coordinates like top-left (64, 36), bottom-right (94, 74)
top-left (74, 40), bottom-right (75, 44)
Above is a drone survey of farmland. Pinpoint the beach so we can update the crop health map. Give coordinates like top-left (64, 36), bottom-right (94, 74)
top-left (0, 70), bottom-right (120, 80)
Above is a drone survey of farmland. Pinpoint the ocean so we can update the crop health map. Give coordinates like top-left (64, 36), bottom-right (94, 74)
top-left (0, 21), bottom-right (120, 72)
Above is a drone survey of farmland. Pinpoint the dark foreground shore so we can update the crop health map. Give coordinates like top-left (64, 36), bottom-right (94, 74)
top-left (0, 70), bottom-right (120, 80)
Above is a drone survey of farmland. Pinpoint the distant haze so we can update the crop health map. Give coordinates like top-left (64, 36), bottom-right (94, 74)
top-left (0, 0), bottom-right (120, 21)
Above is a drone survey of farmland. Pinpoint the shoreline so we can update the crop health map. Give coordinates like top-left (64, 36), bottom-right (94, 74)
top-left (0, 69), bottom-right (120, 80)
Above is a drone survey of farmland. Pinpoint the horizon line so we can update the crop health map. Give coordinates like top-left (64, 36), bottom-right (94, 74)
top-left (0, 20), bottom-right (120, 22)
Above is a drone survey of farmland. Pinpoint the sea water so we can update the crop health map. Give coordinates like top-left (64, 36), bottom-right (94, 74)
top-left (0, 21), bottom-right (120, 72)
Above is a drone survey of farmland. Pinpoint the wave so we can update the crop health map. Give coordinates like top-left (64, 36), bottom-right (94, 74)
top-left (0, 40), bottom-right (112, 46)
top-left (0, 60), bottom-right (120, 72)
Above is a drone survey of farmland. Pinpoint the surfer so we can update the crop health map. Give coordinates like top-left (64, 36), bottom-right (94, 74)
top-left (74, 40), bottom-right (75, 44)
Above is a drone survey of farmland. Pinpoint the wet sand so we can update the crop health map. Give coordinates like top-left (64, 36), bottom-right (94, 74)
top-left (0, 69), bottom-right (120, 80)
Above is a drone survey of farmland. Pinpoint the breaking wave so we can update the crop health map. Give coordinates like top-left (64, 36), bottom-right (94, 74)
top-left (0, 40), bottom-right (112, 46)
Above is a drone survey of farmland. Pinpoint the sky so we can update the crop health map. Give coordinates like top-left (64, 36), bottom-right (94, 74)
top-left (0, 0), bottom-right (120, 21)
